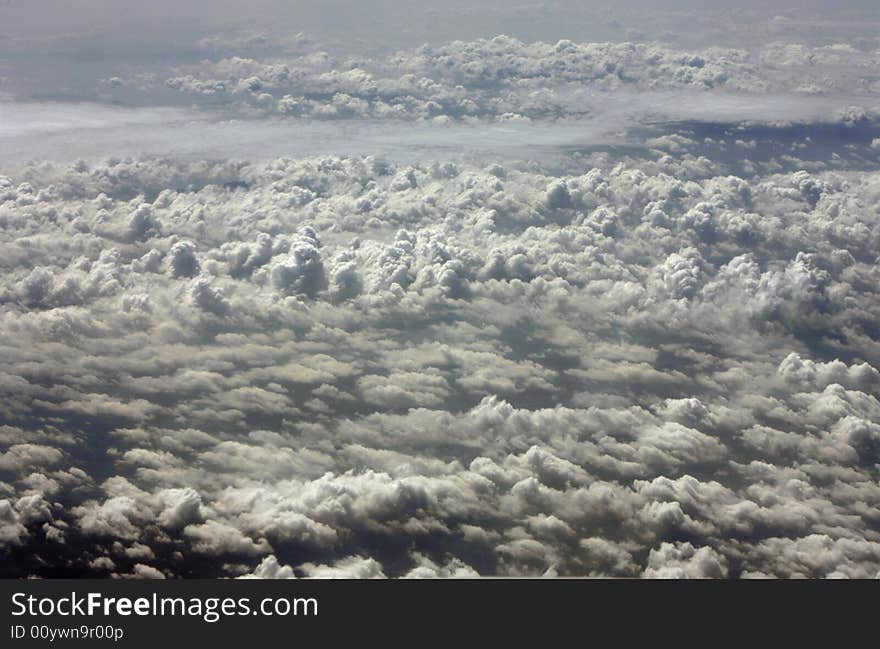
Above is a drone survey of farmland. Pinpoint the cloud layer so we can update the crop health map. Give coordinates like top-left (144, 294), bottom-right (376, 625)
top-left (3, 17), bottom-right (880, 578)
top-left (1, 126), bottom-right (879, 577)
top-left (94, 36), bottom-right (880, 123)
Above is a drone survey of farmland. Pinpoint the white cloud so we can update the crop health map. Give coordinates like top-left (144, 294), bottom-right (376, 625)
top-left (2, 26), bottom-right (880, 580)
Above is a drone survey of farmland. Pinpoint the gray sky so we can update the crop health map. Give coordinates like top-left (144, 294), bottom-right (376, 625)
top-left (3, 1), bottom-right (878, 51)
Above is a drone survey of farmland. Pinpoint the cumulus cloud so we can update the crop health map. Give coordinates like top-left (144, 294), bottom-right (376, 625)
top-left (1, 19), bottom-right (880, 580)
top-left (299, 556), bottom-right (386, 579)
top-left (642, 542), bottom-right (728, 579)
top-left (86, 34), bottom-right (880, 126)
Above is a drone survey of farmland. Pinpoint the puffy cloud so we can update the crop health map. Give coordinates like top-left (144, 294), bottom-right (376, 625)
top-left (402, 554), bottom-right (480, 579)
top-left (157, 488), bottom-right (203, 529)
top-left (0, 500), bottom-right (28, 547)
top-left (2, 29), bottom-right (880, 580)
top-left (269, 231), bottom-right (327, 297)
top-left (168, 241), bottom-right (200, 278)
top-left (87, 35), bottom-right (880, 125)
top-left (75, 496), bottom-right (149, 541)
top-left (642, 542), bottom-right (728, 579)
top-left (778, 353), bottom-right (880, 391)
top-left (189, 278), bottom-right (231, 315)
top-left (125, 564), bottom-right (167, 579)
top-left (183, 521), bottom-right (271, 557)
top-left (299, 556), bottom-right (386, 579)
top-left (238, 555), bottom-right (297, 579)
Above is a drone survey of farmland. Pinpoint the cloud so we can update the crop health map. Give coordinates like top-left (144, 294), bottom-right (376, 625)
top-left (642, 542), bottom-right (728, 579)
top-left (183, 521), bottom-right (271, 557)
top-left (238, 555), bottom-right (297, 579)
top-left (299, 556), bottom-right (386, 579)
top-left (2, 24), bottom-right (880, 580)
top-left (0, 500), bottom-right (28, 547)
